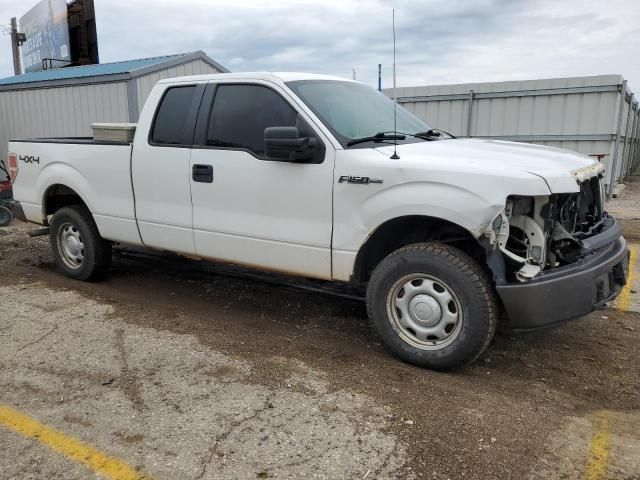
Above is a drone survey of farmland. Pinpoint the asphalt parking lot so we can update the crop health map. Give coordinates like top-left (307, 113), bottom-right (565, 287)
top-left (0, 221), bottom-right (639, 480)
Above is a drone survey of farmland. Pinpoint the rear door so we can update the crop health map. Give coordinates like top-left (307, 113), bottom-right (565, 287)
top-left (189, 81), bottom-right (335, 279)
top-left (131, 82), bottom-right (205, 254)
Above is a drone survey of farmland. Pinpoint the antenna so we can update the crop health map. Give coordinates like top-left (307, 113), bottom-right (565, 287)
top-left (390, 9), bottom-right (400, 160)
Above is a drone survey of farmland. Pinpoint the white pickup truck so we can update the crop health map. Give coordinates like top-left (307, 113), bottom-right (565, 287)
top-left (7, 72), bottom-right (629, 369)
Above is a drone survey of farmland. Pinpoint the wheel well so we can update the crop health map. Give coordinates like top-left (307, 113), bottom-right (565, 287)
top-left (352, 215), bottom-right (489, 285)
top-left (43, 184), bottom-right (86, 222)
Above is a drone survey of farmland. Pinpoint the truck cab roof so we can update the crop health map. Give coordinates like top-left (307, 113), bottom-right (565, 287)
top-left (156, 72), bottom-right (357, 85)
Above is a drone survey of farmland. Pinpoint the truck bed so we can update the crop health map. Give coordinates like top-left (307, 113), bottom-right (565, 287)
top-left (8, 138), bottom-right (140, 245)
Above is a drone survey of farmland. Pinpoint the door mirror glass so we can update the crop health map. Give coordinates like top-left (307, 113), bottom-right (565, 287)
top-left (264, 126), bottom-right (317, 162)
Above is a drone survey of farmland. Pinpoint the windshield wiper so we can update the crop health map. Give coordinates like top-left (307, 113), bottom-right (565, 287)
top-left (415, 129), bottom-right (456, 139)
top-left (375, 129), bottom-right (452, 143)
top-left (347, 132), bottom-right (406, 147)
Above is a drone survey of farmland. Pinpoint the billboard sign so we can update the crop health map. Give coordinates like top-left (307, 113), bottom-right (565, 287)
top-left (19, 0), bottom-right (71, 73)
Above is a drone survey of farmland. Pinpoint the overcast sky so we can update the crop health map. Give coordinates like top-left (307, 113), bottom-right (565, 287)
top-left (1, 0), bottom-right (639, 92)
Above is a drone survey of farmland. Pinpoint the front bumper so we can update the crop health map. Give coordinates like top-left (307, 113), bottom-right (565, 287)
top-left (497, 226), bottom-right (629, 331)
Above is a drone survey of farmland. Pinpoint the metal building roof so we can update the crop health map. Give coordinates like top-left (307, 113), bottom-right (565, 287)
top-left (0, 51), bottom-right (229, 90)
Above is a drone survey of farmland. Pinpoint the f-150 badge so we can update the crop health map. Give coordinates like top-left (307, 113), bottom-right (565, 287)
top-left (338, 176), bottom-right (383, 185)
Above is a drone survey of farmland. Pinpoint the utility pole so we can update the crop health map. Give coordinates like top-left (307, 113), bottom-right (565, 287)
top-left (10, 17), bottom-right (26, 76)
top-left (378, 64), bottom-right (382, 91)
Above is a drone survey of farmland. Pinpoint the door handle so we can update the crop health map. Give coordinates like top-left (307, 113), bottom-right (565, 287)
top-left (192, 164), bottom-right (213, 183)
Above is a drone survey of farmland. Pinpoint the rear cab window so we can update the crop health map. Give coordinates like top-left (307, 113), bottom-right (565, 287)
top-left (150, 85), bottom-right (198, 146)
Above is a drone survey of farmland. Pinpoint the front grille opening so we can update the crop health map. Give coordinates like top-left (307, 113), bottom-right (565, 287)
top-left (506, 226), bottom-right (528, 258)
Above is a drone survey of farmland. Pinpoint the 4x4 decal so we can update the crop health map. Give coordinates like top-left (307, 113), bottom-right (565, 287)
top-left (19, 155), bottom-right (40, 164)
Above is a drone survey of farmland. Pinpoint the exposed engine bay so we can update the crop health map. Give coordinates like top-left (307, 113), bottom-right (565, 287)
top-left (494, 175), bottom-right (609, 282)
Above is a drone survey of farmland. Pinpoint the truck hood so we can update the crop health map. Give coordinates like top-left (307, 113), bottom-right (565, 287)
top-left (374, 138), bottom-right (604, 193)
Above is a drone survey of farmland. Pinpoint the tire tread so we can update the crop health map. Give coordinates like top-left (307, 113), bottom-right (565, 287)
top-left (50, 205), bottom-right (111, 281)
top-left (366, 242), bottom-right (497, 369)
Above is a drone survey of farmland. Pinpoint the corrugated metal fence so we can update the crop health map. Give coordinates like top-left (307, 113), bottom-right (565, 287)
top-left (386, 75), bottom-right (639, 195)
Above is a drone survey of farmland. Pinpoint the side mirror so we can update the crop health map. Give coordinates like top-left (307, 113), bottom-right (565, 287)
top-left (264, 126), bottom-right (317, 162)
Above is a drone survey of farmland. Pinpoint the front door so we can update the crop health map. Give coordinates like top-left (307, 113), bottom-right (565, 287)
top-left (189, 82), bottom-right (335, 279)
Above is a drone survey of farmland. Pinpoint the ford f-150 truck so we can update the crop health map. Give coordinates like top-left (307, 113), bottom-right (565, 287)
top-left (7, 72), bottom-right (630, 369)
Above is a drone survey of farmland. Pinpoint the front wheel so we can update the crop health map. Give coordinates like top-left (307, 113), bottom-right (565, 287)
top-left (50, 205), bottom-right (112, 281)
top-left (366, 243), bottom-right (497, 370)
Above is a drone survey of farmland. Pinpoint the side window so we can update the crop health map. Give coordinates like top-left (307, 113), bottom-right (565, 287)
top-left (151, 86), bottom-right (197, 145)
top-left (207, 84), bottom-right (298, 156)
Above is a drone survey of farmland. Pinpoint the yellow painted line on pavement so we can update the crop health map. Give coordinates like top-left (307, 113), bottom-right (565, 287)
top-left (617, 244), bottom-right (637, 312)
top-left (584, 411), bottom-right (612, 480)
top-left (0, 404), bottom-right (150, 480)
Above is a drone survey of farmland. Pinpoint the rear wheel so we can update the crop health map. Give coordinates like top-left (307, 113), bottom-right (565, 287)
top-left (50, 205), bottom-right (112, 281)
top-left (366, 242), bottom-right (497, 370)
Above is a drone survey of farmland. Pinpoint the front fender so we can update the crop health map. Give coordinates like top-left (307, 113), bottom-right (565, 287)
top-left (331, 180), bottom-right (509, 282)
top-left (333, 180), bottom-right (505, 256)
top-left (364, 181), bottom-right (501, 237)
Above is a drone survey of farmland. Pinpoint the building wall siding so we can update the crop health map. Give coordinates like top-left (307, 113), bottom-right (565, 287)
top-left (0, 58), bottom-right (225, 164)
top-left (385, 75), bottom-right (640, 191)
top-left (0, 81), bottom-right (128, 161)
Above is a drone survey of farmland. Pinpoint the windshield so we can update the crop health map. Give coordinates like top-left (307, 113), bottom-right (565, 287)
top-left (286, 80), bottom-right (433, 148)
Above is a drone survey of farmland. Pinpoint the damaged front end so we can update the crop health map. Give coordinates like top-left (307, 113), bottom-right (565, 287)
top-left (479, 164), bottom-right (628, 330)
top-left (486, 173), bottom-right (611, 283)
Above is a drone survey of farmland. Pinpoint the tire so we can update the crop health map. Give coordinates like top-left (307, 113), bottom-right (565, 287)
top-left (50, 205), bottom-right (112, 281)
top-left (0, 206), bottom-right (12, 227)
top-left (366, 242), bottom-right (497, 370)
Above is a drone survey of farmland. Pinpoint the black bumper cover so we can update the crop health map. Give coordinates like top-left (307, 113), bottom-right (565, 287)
top-left (496, 227), bottom-right (629, 331)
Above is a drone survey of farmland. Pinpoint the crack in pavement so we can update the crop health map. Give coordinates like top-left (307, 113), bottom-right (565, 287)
top-left (196, 392), bottom-right (277, 479)
top-left (195, 447), bottom-right (216, 480)
top-left (0, 279), bottom-right (409, 479)
top-left (115, 328), bottom-right (149, 413)
top-left (18, 323), bottom-right (59, 351)
top-left (262, 442), bottom-right (342, 474)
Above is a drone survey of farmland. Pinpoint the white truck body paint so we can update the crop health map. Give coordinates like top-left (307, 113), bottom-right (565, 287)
top-left (8, 72), bottom-right (602, 282)
top-left (188, 78), bottom-right (336, 278)
top-left (9, 141), bottom-right (140, 244)
top-left (130, 80), bottom-right (207, 255)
